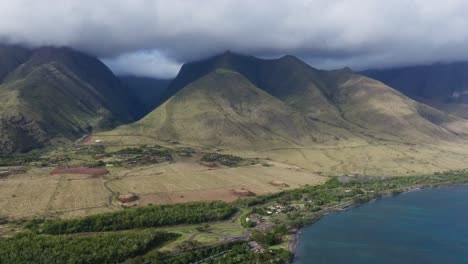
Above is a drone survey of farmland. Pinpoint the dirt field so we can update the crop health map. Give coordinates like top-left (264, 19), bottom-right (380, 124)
top-left (107, 156), bottom-right (325, 206)
top-left (0, 157), bottom-right (325, 219)
top-left (0, 175), bottom-right (58, 218)
top-left (0, 168), bottom-right (114, 219)
top-left (47, 178), bottom-right (109, 214)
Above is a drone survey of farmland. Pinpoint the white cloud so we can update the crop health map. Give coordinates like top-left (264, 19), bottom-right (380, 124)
top-left (1, 0), bottom-right (468, 76)
top-left (102, 50), bottom-right (181, 78)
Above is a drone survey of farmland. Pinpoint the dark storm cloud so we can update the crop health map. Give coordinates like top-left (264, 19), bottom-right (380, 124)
top-left (1, 0), bottom-right (468, 77)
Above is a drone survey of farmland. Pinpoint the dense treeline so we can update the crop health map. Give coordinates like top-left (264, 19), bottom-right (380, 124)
top-left (0, 230), bottom-right (178, 264)
top-left (235, 191), bottom-right (286, 207)
top-left (42, 201), bottom-right (237, 234)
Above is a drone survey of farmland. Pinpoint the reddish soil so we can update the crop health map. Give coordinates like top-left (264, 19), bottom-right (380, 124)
top-left (50, 167), bottom-right (109, 176)
top-left (117, 194), bottom-right (139, 203)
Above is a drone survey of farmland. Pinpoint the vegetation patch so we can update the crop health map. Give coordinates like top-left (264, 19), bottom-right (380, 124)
top-left (145, 241), bottom-right (292, 264)
top-left (105, 146), bottom-right (173, 167)
top-left (175, 147), bottom-right (196, 157)
top-left (0, 230), bottom-right (178, 264)
top-left (0, 151), bottom-right (44, 167)
top-left (41, 201), bottom-right (237, 234)
top-left (200, 153), bottom-right (256, 167)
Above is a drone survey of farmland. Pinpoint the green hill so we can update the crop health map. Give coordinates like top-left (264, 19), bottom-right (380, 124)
top-left (122, 69), bottom-right (324, 149)
top-left (111, 52), bottom-right (468, 151)
top-left (0, 45), bottom-right (144, 153)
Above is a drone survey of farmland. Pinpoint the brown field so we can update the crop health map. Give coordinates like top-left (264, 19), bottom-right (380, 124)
top-left (0, 176), bottom-right (58, 218)
top-left (47, 178), bottom-right (109, 214)
top-left (107, 157), bottom-right (326, 207)
top-left (0, 156), bottom-right (325, 219)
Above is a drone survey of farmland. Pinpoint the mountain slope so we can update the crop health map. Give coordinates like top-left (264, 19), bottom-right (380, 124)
top-left (109, 52), bottom-right (468, 152)
top-left (0, 45), bottom-right (144, 153)
top-left (0, 45), bottom-right (31, 81)
top-left (117, 69), bottom-right (329, 149)
top-left (328, 72), bottom-right (468, 142)
top-left (361, 62), bottom-right (468, 118)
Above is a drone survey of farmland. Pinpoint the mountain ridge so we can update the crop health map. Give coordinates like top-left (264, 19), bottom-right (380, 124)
top-left (0, 44), bottom-right (144, 153)
top-left (109, 52), bottom-right (468, 152)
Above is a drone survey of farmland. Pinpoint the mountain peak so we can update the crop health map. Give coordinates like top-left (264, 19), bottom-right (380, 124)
top-left (279, 54), bottom-right (300, 61)
top-left (221, 50), bottom-right (233, 56)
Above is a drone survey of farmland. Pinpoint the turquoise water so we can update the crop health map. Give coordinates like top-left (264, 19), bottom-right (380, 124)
top-left (294, 185), bottom-right (468, 264)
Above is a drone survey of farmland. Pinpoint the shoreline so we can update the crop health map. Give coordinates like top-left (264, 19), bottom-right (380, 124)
top-left (288, 182), bottom-right (468, 262)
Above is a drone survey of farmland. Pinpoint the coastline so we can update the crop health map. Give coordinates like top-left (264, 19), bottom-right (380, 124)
top-left (288, 229), bottom-right (300, 255)
top-left (287, 182), bottom-right (468, 262)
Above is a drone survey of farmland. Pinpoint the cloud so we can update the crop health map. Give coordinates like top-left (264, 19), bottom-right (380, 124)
top-left (102, 50), bottom-right (181, 78)
top-left (1, 0), bottom-right (468, 77)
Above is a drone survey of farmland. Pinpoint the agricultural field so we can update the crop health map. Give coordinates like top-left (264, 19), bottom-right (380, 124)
top-left (4, 133), bottom-right (468, 221)
top-left (0, 144), bottom-right (326, 220)
top-left (3, 135), bottom-right (468, 221)
top-left (108, 156), bottom-right (325, 206)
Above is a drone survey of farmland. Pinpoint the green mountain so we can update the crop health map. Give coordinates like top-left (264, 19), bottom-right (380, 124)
top-left (361, 62), bottom-right (468, 118)
top-left (120, 76), bottom-right (171, 112)
top-left (0, 45), bottom-right (144, 153)
top-left (112, 52), bottom-right (468, 151)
